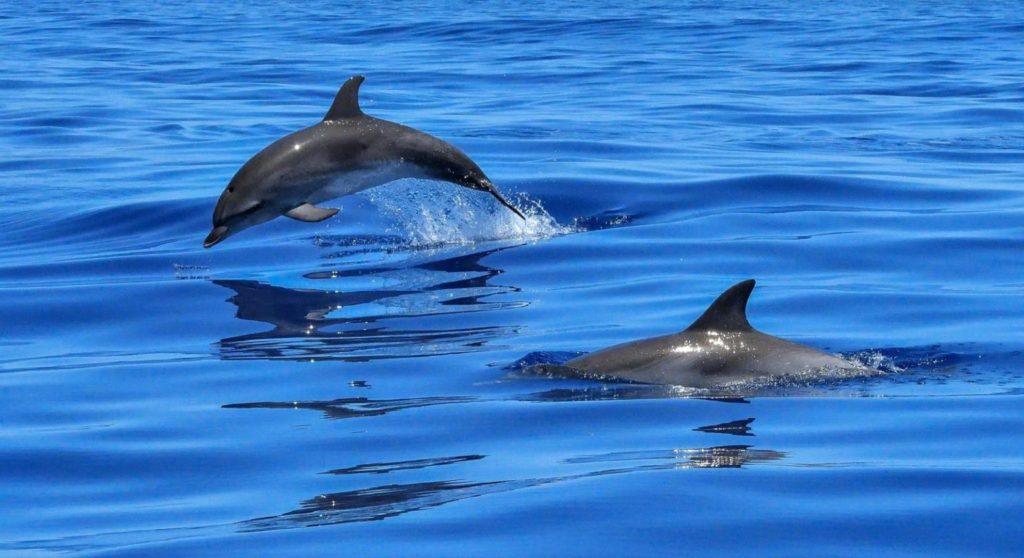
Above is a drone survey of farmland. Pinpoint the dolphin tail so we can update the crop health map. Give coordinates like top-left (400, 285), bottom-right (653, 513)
top-left (480, 181), bottom-right (526, 220)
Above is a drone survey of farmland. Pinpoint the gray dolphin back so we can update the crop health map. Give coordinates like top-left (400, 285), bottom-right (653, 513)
top-left (557, 278), bottom-right (871, 388)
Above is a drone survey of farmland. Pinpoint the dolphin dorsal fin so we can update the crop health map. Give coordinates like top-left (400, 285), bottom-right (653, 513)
top-left (684, 279), bottom-right (756, 332)
top-left (323, 75), bottom-right (365, 121)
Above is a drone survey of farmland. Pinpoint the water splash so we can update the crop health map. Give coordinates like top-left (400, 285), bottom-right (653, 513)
top-left (362, 180), bottom-right (572, 247)
top-left (714, 363), bottom-right (889, 394)
top-left (845, 350), bottom-right (905, 374)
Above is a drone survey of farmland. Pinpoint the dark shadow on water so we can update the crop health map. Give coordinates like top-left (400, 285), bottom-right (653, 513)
top-left (223, 396), bottom-right (476, 420)
top-left (222, 389), bottom-right (780, 532)
top-left (563, 444), bottom-right (785, 468)
top-left (241, 443), bottom-right (785, 532)
top-left (16, 398), bottom-right (786, 550)
top-left (214, 279), bottom-right (412, 330)
top-left (694, 417), bottom-right (756, 436)
top-left (213, 246), bottom-right (525, 362)
top-left (241, 480), bottom-right (508, 531)
top-left (322, 455), bottom-right (486, 475)
top-left (222, 389), bottom-right (752, 425)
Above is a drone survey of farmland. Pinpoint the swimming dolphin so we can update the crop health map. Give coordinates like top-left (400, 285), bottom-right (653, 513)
top-left (204, 75), bottom-right (524, 248)
top-left (555, 279), bottom-right (871, 387)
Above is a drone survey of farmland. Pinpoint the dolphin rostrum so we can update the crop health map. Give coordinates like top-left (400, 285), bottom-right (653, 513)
top-left (204, 75), bottom-right (525, 248)
top-left (554, 279), bottom-right (872, 388)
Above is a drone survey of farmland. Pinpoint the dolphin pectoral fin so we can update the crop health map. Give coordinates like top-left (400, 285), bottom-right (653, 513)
top-left (285, 203), bottom-right (340, 223)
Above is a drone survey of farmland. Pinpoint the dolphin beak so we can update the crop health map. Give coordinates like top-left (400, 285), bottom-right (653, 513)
top-left (480, 181), bottom-right (526, 220)
top-left (204, 226), bottom-right (229, 248)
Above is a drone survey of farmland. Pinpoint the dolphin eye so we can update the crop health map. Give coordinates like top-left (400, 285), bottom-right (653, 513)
top-left (228, 187), bottom-right (235, 193)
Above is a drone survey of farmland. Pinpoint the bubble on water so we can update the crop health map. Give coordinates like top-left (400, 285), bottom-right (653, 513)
top-left (845, 350), bottom-right (904, 374)
top-left (692, 357), bottom-right (892, 397)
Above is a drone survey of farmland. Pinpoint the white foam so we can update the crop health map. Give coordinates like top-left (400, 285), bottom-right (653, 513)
top-left (362, 180), bottom-right (573, 247)
top-left (845, 351), bottom-right (904, 374)
top-left (701, 357), bottom-right (891, 395)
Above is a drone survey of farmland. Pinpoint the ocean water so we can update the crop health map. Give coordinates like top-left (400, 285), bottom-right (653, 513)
top-left (2, 1), bottom-right (1023, 556)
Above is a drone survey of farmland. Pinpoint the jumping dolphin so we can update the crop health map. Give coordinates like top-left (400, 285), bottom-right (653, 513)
top-left (204, 75), bottom-right (524, 248)
top-left (553, 279), bottom-right (872, 388)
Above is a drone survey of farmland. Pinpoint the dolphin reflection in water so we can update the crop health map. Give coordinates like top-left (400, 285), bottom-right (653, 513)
top-left (239, 434), bottom-right (781, 531)
top-left (212, 246), bottom-right (523, 361)
top-left (243, 444), bottom-right (783, 530)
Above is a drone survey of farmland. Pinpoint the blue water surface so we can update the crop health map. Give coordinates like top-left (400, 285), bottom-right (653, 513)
top-left (2, 1), bottom-right (1023, 556)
